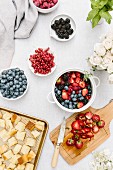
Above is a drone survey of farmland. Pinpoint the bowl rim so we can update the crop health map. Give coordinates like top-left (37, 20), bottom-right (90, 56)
top-left (0, 67), bottom-right (28, 101)
top-left (51, 68), bottom-right (97, 113)
top-left (50, 14), bottom-right (76, 42)
top-left (28, 47), bottom-right (57, 77)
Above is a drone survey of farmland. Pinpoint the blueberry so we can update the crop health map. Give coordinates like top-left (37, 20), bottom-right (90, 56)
top-left (9, 81), bottom-right (13, 86)
top-left (12, 85), bottom-right (16, 89)
top-left (19, 77), bottom-right (22, 81)
top-left (73, 105), bottom-right (76, 109)
top-left (73, 102), bottom-right (77, 105)
top-left (64, 86), bottom-right (68, 90)
top-left (10, 91), bottom-right (14, 96)
top-left (21, 75), bottom-right (26, 80)
top-left (16, 84), bottom-right (20, 89)
top-left (72, 91), bottom-right (75, 94)
top-left (61, 102), bottom-right (65, 106)
top-left (71, 94), bottom-right (74, 98)
top-left (69, 101), bottom-right (72, 105)
top-left (19, 88), bottom-right (24, 92)
top-left (23, 85), bottom-right (27, 90)
top-left (20, 91), bottom-right (24, 95)
top-left (8, 70), bottom-right (13, 75)
top-left (14, 80), bottom-right (19, 85)
top-left (15, 68), bottom-right (20, 72)
top-left (12, 96), bottom-right (17, 98)
top-left (65, 100), bottom-right (69, 103)
top-left (64, 104), bottom-right (68, 108)
top-left (23, 80), bottom-right (27, 85)
top-left (0, 89), bottom-right (4, 94)
top-left (14, 92), bottom-right (19, 96)
top-left (57, 90), bottom-right (61, 95)
top-left (10, 87), bottom-right (13, 91)
top-left (15, 89), bottom-right (19, 92)
top-left (89, 90), bottom-right (92, 94)
top-left (7, 76), bottom-right (13, 81)
top-left (2, 75), bottom-right (6, 79)
top-left (19, 70), bottom-right (24, 74)
top-left (79, 90), bottom-right (82, 94)
top-left (79, 97), bottom-right (84, 101)
top-left (74, 94), bottom-right (77, 98)
top-left (69, 105), bottom-right (73, 109)
top-left (15, 75), bottom-right (19, 80)
top-left (78, 94), bottom-right (82, 97)
top-left (19, 82), bottom-right (23, 86)
top-left (1, 79), bottom-right (6, 84)
top-left (72, 98), bottom-right (77, 102)
top-left (2, 70), bottom-right (7, 75)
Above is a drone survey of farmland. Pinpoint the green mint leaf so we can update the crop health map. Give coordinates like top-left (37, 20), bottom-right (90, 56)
top-left (99, 11), bottom-right (112, 24)
top-left (87, 9), bottom-right (99, 21)
top-left (92, 14), bottom-right (101, 28)
top-left (99, 0), bottom-right (108, 9)
top-left (90, 0), bottom-right (100, 8)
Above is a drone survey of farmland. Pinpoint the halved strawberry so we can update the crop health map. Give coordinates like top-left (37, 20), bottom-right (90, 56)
top-left (83, 127), bottom-right (91, 133)
top-left (77, 102), bottom-right (84, 109)
top-left (87, 132), bottom-right (94, 138)
top-left (92, 125), bottom-right (99, 133)
top-left (97, 120), bottom-right (105, 128)
top-left (85, 119), bottom-right (93, 124)
top-left (92, 114), bottom-right (100, 122)
top-left (76, 72), bottom-right (81, 78)
top-left (56, 77), bottom-right (62, 84)
top-left (82, 88), bottom-right (88, 96)
top-left (85, 112), bottom-right (93, 119)
top-left (72, 133), bottom-right (80, 141)
top-left (69, 77), bottom-right (74, 84)
top-left (71, 129), bottom-right (83, 134)
top-left (86, 123), bottom-right (93, 128)
top-left (75, 77), bottom-right (81, 83)
top-left (71, 120), bottom-right (81, 130)
top-left (75, 140), bottom-right (83, 149)
top-left (71, 73), bottom-right (76, 79)
top-left (81, 129), bottom-right (86, 133)
top-left (79, 81), bottom-right (85, 88)
top-left (62, 90), bottom-right (69, 100)
top-left (78, 120), bottom-right (85, 127)
top-left (66, 138), bottom-right (75, 146)
top-left (81, 134), bottom-right (87, 139)
top-left (86, 95), bottom-right (91, 100)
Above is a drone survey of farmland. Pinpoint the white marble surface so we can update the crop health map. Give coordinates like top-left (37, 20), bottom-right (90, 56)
top-left (1, 0), bottom-right (113, 169)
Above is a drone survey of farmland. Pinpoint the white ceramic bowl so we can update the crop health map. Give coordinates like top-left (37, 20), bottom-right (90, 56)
top-left (36, 1), bottom-right (59, 13)
top-left (47, 69), bottom-right (100, 113)
top-left (50, 14), bottom-right (76, 42)
top-left (0, 68), bottom-right (28, 101)
top-left (28, 48), bottom-right (57, 77)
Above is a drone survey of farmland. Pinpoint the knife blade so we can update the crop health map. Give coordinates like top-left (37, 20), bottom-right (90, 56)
top-left (51, 117), bottom-right (66, 168)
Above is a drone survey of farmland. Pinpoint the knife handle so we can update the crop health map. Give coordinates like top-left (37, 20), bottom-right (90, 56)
top-left (51, 144), bottom-right (60, 168)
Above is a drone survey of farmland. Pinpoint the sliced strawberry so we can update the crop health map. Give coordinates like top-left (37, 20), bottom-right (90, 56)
top-left (92, 125), bottom-right (99, 133)
top-left (87, 132), bottom-right (94, 138)
top-left (92, 114), bottom-right (100, 122)
top-left (69, 77), bottom-right (74, 84)
top-left (56, 77), bottom-right (62, 84)
top-left (75, 77), bottom-right (81, 83)
top-left (81, 134), bottom-right (87, 139)
top-left (97, 120), bottom-right (105, 128)
top-left (66, 138), bottom-right (75, 146)
top-left (62, 90), bottom-right (69, 100)
top-left (81, 129), bottom-right (86, 133)
top-left (72, 133), bottom-right (80, 141)
top-left (78, 120), bottom-right (85, 127)
top-left (83, 127), bottom-right (91, 133)
top-left (71, 120), bottom-right (81, 130)
top-left (71, 73), bottom-right (76, 79)
top-left (85, 112), bottom-right (93, 119)
top-left (76, 72), bottom-right (81, 78)
top-left (82, 88), bottom-right (88, 96)
top-left (75, 140), bottom-right (83, 149)
top-left (86, 123), bottom-right (93, 128)
top-left (79, 81), bottom-right (85, 88)
top-left (85, 119), bottom-right (93, 124)
top-left (77, 102), bottom-right (84, 109)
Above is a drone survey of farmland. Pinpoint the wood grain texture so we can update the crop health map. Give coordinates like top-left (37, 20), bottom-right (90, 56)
top-left (50, 102), bottom-right (113, 165)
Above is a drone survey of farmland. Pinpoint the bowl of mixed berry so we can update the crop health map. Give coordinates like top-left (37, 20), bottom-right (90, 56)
top-left (48, 69), bottom-right (100, 112)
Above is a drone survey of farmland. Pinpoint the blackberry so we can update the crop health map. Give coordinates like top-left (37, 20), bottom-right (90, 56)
top-left (65, 82), bottom-right (69, 86)
top-left (58, 85), bottom-right (64, 90)
top-left (65, 18), bottom-right (70, 23)
top-left (62, 74), bottom-right (68, 81)
top-left (84, 99), bottom-right (88, 105)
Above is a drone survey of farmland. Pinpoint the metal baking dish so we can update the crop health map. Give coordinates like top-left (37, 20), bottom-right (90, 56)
top-left (0, 107), bottom-right (49, 170)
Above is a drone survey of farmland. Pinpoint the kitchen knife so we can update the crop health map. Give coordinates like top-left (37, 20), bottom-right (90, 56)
top-left (51, 117), bottom-right (66, 168)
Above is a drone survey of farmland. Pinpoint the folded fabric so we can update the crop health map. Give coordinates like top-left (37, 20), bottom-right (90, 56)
top-left (0, 0), bottom-right (38, 70)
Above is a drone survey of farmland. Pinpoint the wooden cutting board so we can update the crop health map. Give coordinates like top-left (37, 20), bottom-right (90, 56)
top-left (50, 101), bottom-right (113, 165)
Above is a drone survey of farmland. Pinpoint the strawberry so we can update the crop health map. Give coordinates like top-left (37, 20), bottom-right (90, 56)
top-left (72, 133), bottom-right (80, 141)
top-left (92, 125), bottom-right (99, 133)
top-left (97, 120), bottom-right (105, 128)
top-left (75, 140), bottom-right (83, 149)
top-left (66, 138), bottom-right (75, 146)
top-left (69, 77), bottom-right (74, 84)
top-left (71, 73), bottom-right (76, 79)
top-left (81, 129), bottom-right (86, 133)
top-left (77, 113), bottom-right (86, 120)
top-left (85, 119), bottom-right (93, 124)
top-left (82, 88), bottom-right (88, 96)
top-left (87, 132), bottom-right (94, 138)
top-left (83, 127), bottom-right (91, 133)
top-left (76, 72), bottom-right (81, 78)
top-left (86, 123), bottom-right (93, 128)
top-left (56, 77), bottom-right (62, 84)
top-left (71, 120), bottom-right (81, 130)
top-left (73, 86), bottom-right (80, 91)
top-left (81, 134), bottom-right (87, 139)
top-left (86, 95), bottom-right (91, 100)
top-left (75, 77), bottom-right (81, 83)
top-left (92, 114), bottom-right (100, 122)
top-left (71, 129), bottom-right (83, 134)
top-left (62, 90), bottom-right (68, 100)
top-left (79, 81), bottom-right (85, 88)
top-left (72, 82), bottom-right (78, 87)
top-left (77, 102), bottom-right (84, 109)
top-left (78, 120), bottom-right (85, 127)
top-left (85, 112), bottom-right (93, 119)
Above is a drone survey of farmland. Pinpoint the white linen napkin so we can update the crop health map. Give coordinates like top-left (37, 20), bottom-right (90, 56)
top-left (0, 0), bottom-right (38, 70)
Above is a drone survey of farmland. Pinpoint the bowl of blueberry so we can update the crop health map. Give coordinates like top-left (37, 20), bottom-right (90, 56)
top-left (50, 14), bottom-right (76, 41)
top-left (47, 69), bottom-right (100, 112)
top-left (0, 68), bottom-right (28, 100)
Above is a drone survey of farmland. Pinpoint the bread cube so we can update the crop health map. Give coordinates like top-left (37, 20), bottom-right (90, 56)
top-left (16, 131), bottom-right (26, 141)
top-left (13, 144), bottom-right (22, 155)
top-left (25, 137), bottom-right (36, 147)
top-left (15, 122), bottom-right (25, 131)
top-left (8, 137), bottom-right (17, 147)
top-left (0, 119), bottom-right (5, 128)
top-left (21, 145), bottom-right (30, 154)
top-left (31, 130), bottom-right (40, 138)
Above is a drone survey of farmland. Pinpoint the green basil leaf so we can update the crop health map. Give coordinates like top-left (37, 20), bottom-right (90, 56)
top-left (99, 11), bottom-right (112, 24)
top-left (87, 9), bottom-right (99, 21)
top-left (92, 14), bottom-right (101, 28)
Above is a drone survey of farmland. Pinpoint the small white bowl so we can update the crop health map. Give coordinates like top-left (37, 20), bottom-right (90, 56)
top-left (0, 68), bottom-right (28, 101)
top-left (50, 14), bottom-right (76, 42)
top-left (36, 1), bottom-right (59, 13)
top-left (28, 48), bottom-right (57, 77)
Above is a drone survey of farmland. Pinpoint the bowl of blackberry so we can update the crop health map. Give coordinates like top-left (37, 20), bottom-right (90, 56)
top-left (50, 14), bottom-right (76, 41)
top-left (0, 68), bottom-right (28, 100)
top-left (48, 69), bottom-right (100, 112)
